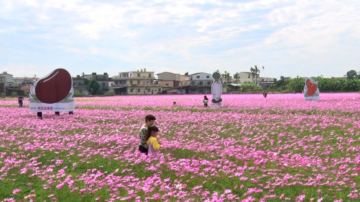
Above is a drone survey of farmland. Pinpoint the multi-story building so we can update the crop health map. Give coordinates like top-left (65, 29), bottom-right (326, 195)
top-left (183, 72), bottom-right (213, 94)
top-left (156, 72), bottom-right (183, 94)
top-left (72, 75), bottom-right (89, 95)
top-left (13, 77), bottom-right (38, 87)
top-left (0, 72), bottom-right (14, 87)
top-left (83, 72), bottom-right (112, 92)
top-left (0, 76), bottom-right (4, 93)
top-left (157, 72), bottom-right (181, 88)
top-left (258, 77), bottom-right (276, 89)
top-left (112, 69), bottom-right (162, 95)
top-left (234, 72), bottom-right (260, 84)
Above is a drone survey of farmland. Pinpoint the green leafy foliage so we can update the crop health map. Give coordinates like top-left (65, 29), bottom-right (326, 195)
top-left (104, 90), bottom-right (115, 96)
top-left (346, 70), bottom-right (357, 79)
top-left (86, 79), bottom-right (100, 95)
top-left (240, 82), bottom-right (263, 92)
top-left (11, 92), bottom-right (18, 98)
top-left (271, 77), bottom-right (360, 93)
top-left (73, 90), bottom-right (84, 97)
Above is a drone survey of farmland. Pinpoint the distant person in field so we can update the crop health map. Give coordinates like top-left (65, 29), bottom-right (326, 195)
top-left (18, 96), bottom-right (24, 107)
top-left (138, 114), bottom-right (156, 155)
top-left (263, 91), bottom-right (267, 98)
top-left (146, 125), bottom-right (161, 155)
top-left (173, 101), bottom-right (176, 106)
top-left (203, 95), bottom-right (209, 107)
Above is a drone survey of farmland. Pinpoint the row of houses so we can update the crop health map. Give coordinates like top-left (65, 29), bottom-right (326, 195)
top-left (0, 72), bottom-right (38, 93)
top-left (72, 70), bottom-right (277, 95)
top-left (0, 70), bottom-right (277, 95)
top-left (72, 70), bottom-right (214, 95)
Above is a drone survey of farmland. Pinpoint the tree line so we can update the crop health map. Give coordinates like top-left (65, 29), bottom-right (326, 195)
top-left (271, 71), bottom-right (360, 93)
top-left (222, 68), bottom-right (360, 93)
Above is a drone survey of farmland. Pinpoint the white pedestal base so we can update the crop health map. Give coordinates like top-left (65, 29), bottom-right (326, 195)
top-left (211, 102), bottom-right (223, 108)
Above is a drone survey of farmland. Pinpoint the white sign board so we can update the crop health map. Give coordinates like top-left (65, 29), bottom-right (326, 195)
top-left (304, 77), bottom-right (320, 101)
top-left (29, 68), bottom-right (75, 112)
top-left (211, 71), bottom-right (223, 108)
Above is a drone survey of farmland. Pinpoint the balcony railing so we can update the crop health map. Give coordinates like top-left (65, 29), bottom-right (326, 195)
top-left (109, 83), bottom-right (163, 88)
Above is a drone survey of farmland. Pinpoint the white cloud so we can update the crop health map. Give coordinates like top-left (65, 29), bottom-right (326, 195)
top-left (0, 0), bottom-right (359, 78)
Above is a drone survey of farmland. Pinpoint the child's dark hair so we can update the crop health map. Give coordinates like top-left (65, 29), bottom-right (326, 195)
top-left (145, 114), bottom-right (156, 122)
top-left (146, 126), bottom-right (159, 141)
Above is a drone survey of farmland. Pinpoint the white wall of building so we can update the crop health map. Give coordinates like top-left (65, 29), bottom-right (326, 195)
top-left (190, 73), bottom-right (212, 81)
top-left (238, 72), bottom-right (260, 84)
top-left (0, 72), bottom-right (14, 86)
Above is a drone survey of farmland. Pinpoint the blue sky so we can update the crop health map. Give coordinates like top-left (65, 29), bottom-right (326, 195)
top-left (0, 0), bottom-right (359, 79)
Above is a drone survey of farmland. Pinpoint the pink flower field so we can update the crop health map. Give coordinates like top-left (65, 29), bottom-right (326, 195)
top-left (0, 93), bottom-right (360, 201)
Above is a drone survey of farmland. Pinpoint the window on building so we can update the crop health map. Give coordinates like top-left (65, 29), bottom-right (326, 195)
top-left (197, 76), bottom-right (200, 78)
top-left (130, 80), bottom-right (133, 84)
top-left (191, 81), bottom-right (195, 85)
top-left (148, 89), bottom-right (150, 92)
top-left (248, 74), bottom-right (250, 78)
top-left (149, 73), bottom-right (151, 78)
top-left (130, 89), bottom-right (133, 92)
top-left (137, 80), bottom-right (140, 84)
top-left (158, 88), bottom-right (161, 92)
top-left (102, 83), bottom-right (105, 87)
top-left (166, 83), bottom-right (168, 86)
top-left (206, 76), bottom-right (209, 78)
top-left (207, 81), bottom-right (211, 85)
top-left (138, 73), bottom-right (140, 77)
top-left (138, 88), bottom-right (140, 92)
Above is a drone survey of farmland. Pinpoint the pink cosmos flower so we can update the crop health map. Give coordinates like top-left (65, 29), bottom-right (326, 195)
top-left (19, 168), bottom-right (27, 174)
top-left (12, 189), bottom-right (21, 194)
top-left (24, 194), bottom-right (36, 199)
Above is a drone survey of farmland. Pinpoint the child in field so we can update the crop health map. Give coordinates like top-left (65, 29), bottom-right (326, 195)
top-left (203, 95), bottom-right (209, 107)
top-left (146, 126), bottom-right (161, 155)
top-left (138, 114), bottom-right (156, 155)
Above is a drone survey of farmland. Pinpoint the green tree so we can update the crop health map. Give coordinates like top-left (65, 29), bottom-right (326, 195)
top-left (73, 91), bottom-right (84, 97)
top-left (346, 70), bottom-right (357, 79)
top-left (105, 90), bottom-right (115, 96)
top-left (286, 77), bottom-right (305, 93)
top-left (11, 92), bottom-right (18, 98)
top-left (250, 65), bottom-right (261, 85)
top-left (222, 71), bottom-right (231, 84)
top-left (233, 72), bottom-right (240, 84)
top-left (84, 78), bottom-right (90, 91)
top-left (87, 79), bottom-right (100, 95)
top-left (240, 83), bottom-right (263, 92)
